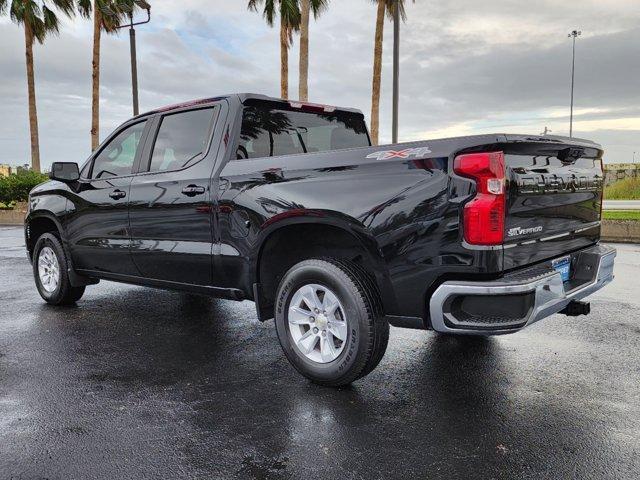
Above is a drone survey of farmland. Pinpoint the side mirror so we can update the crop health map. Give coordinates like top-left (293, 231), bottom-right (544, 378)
top-left (50, 162), bottom-right (80, 183)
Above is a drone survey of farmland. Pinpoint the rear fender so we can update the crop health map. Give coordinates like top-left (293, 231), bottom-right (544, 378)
top-left (251, 211), bottom-right (398, 315)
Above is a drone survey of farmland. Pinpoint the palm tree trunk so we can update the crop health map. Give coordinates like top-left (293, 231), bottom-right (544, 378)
top-left (299, 0), bottom-right (310, 101)
top-left (24, 23), bottom-right (41, 173)
top-left (370, 0), bottom-right (385, 146)
top-left (280, 18), bottom-right (289, 99)
top-left (91, 6), bottom-right (101, 151)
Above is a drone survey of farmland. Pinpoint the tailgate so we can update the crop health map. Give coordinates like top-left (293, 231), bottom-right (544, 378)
top-left (501, 136), bottom-right (604, 270)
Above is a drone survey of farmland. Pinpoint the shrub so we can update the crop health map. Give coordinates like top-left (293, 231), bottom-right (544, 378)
top-left (0, 201), bottom-right (17, 210)
top-left (0, 170), bottom-right (50, 204)
top-left (604, 177), bottom-right (640, 200)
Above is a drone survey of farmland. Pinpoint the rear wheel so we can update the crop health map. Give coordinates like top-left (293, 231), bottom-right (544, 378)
top-left (33, 233), bottom-right (85, 305)
top-left (274, 258), bottom-right (389, 387)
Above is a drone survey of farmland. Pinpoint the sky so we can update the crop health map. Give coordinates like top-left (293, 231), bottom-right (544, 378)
top-left (0, 0), bottom-right (639, 169)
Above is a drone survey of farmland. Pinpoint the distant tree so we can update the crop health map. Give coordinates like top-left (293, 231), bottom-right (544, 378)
top-left (249, 0), bottom-right (301, 99)
top-left (75, 0), bottom-right (149, 151)
top-left (298, 0), bottom-right (328, 101)
top-left (0, 0), bottom-right (77, 172)
top-left (370, 0), bottom-right (411, 145)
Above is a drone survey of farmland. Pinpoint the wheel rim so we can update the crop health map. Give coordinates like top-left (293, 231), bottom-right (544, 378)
top-left (287, 284), bottom-right (348, 364)
top-left (38, 246), bottom-right (60, 293)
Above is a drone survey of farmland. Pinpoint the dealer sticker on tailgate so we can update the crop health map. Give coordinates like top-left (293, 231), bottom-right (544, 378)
top-left (552, 256), bottom-right (571, 282)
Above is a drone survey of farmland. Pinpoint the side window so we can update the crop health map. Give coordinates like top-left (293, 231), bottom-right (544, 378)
top-left (148, 108), bottom-right (215, 173)
top-left (236, 102), bottom-right (370, 160)
top-left (237, 106), bottom-right (303, 160)
top-left (91, 121), bottom-right (147, 179)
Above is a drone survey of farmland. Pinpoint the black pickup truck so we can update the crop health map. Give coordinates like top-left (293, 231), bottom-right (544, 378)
top-left (26, 93), bottom-right (616, 386)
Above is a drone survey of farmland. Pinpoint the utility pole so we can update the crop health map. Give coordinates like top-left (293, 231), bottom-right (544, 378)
top-left (568, 29), bottom-right (581, 138)
top-left (117, 7), bottom-right (151, 116)
top-left (392, 0), bottom-right (400, 144)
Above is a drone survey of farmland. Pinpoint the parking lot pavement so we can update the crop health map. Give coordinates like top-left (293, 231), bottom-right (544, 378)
top-left (0, 226), bottom-right (639, 480)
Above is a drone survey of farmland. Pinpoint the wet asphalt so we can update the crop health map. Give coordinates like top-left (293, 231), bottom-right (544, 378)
top-left (0, 226), bottom-right (639, 480)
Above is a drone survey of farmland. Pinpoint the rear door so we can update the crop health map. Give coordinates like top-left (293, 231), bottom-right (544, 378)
top-left (128, 105), bottom-right (221, 285)
top-left (501, 137), bottom-right (604, 270)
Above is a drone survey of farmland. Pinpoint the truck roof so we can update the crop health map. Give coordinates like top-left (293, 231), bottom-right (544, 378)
top-left (136, 93), bottom-right (364, 119)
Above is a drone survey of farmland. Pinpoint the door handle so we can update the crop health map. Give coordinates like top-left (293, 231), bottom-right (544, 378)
top-left (109, 189), bottom-right (126, 200)
top-left (182, 184), bottom-right (206, 197)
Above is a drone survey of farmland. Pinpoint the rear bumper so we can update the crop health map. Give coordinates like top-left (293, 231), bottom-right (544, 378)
top-left (429, 244), bottom-right (616, 335)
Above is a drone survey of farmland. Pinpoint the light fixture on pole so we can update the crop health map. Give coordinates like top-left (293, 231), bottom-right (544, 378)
top-left (568, 29), bottom-right (581, 138)
top-left (117, 6), bottom-right (151, 116)
top-left (392, 0), bottom-right (400, 144)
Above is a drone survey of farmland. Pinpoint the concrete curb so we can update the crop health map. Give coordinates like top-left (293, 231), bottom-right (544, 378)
top-left (601, 219), bottom-right (640, 244)
top-left (0, 210), bottom-right (26, 226)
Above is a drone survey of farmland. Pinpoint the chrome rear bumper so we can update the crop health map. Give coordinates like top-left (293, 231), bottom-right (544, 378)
top-left (429, 244), bottom-right (616, 335)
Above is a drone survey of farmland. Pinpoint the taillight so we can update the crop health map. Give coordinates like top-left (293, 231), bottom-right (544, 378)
top-left (454, 151), bottom-right (506, 245)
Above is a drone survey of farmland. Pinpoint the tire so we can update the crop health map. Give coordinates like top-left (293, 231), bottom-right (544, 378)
top-left (274, 258), bottom-right (389, 387)
top-left (33, 233), bottom-right (85, 306)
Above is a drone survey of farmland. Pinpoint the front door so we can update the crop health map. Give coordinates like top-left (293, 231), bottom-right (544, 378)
top-left (67, 119), bottom-right (149, 275)
top-left (128, 106), bottom-right (219, 286)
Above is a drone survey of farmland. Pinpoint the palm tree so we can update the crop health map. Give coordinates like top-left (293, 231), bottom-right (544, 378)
top-left (76, 0), bottom-right (148, 151)
top-left (370, 0), bottom-right (410, 145)
top-left (0, 0), bottom-right (76, 172)
top-left (249, 0), bottom-right (301, 99)
top-left (298, 0), bottom-right (328, 101)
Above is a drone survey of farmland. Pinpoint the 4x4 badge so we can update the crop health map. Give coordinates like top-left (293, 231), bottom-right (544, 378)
top-left (366, 147), bottom-right (432, 160)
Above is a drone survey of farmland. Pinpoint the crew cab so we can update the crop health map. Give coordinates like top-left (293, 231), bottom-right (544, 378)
top-left (26, 93), bottom-right (616, 386)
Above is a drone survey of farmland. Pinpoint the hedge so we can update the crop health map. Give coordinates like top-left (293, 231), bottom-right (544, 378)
top-left (0, 170), bottom-right (49, 204)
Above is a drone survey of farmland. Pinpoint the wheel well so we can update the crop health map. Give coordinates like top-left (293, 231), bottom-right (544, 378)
top-left (256, 223), bottom-right (380, 320)
top-left (26, 216), bottom-right (60, 258)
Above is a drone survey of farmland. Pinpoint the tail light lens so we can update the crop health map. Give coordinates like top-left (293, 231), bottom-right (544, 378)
top-left (454, 151), bottom-right (506, 245)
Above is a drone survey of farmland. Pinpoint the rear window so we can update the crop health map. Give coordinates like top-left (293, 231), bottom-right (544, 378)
top-left (236, 102), bottom-right (370, 160)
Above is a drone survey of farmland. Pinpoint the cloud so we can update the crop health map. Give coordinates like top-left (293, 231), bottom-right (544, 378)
top-left (0, 0), bottom-right (638, 168)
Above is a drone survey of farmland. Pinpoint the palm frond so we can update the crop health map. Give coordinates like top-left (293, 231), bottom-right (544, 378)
top-left (50, 0), bottom-right (75, 18)
top-left (42, 5), bottom-right (60, 33)
top-left (248, 0), bottom-right (274, 26)
top-left (309, 0), bottom-right (329, 20)
top-left (280, 0), bottom-right (300, 29)
top-left (383, 0), bottom-right (413, 22)
top-left (75, 0), bottom-right (92, 19)
top-left (9, 0), bottom-right (30, 25)
top-left (31, 14), bottom-right (47, 43)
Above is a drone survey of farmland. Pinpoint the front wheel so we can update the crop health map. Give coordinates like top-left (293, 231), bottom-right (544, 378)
top-left (33, 233), bottom-right (85, 306)
top-left (274, 258), bottom-right (389, 387)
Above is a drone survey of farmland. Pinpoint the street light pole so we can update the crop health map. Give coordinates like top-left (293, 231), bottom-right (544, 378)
top-left (117, 8), bottom-right (151, 116)
top-left (568, 29), bottom-right (581, 138)
top-left (392, 0), bottom-right (400, 144)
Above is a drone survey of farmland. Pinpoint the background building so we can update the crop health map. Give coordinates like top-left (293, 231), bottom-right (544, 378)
top-left (0, 164), bottom-right (12, 177)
